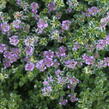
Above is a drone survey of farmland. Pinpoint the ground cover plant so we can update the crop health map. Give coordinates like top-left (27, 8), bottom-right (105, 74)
top-left (0, 0), bottom-right (109, 109)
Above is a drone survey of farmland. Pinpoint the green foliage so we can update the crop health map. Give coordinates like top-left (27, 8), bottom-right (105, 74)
top-left (76, 70), bottom-right (109, 109)
top-left (0, 0), bottom-right (109, 109)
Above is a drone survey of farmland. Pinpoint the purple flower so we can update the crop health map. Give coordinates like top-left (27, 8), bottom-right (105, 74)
top-left (96, 39), bottom-right (106, 50)
top-left (31, 2), bottom-right (39, 10)
top-left (25, 62), bottom-right (35, 71)
top-left (68, 95), bottom-right (78, 102)
top-left (100, 17), bottom-right (109, 28)
top-left (4, 52), bottom-right (17, 63)
top-left (10, 48), bottom-right (20, 55)
top-left (103, 57), bottom-right (109, 67)
top-left (31, 2), bottom-right (39, 13)
top-left (37, 19), bottom-right (48, 29)
top-left (69, 77), bottom-right (79, 85)
top-left (56, 46), bottom-right (66, 57)
top-left (23, 57), bottom-right (30, 62)
top-left (55, 69), bottom-right (62, 75)
top-left (59, 99), bottom-right (68, 105)
top-left (12, 20), bottom-right (21, 29)
top-left (43, 76), bottom-right (54, 87)
top-left (47, 2), bottom-right (56, 12)
top-left (100, 12), bottom-right (109, 28)
top-left (0, 44), bottom-right (7, 53)
top-left (9, 35), bottom-right (19, 46)
top-left (0, 22), bottom-right (10, 33)
top-left (43, 50), bottom-right (54, 59)
top-left (3, 51), bottom-right (10, 58)
top-left (4, 48), bottom-right (20, 64)
top-left (16, 0), bottom-right (21, 5)
top-left (85, 6), bottom-right (99, 16)
top-left (105, 35), bottom-right (109, 45)
top-left (25, 46), bottom-right (34, 56)
top-left (3, 59), bottom-right (11, 68)
top-left (42, 85), bottom-right (52, 96)
top-left (44, 58), bottom-right (54, 67)
top-left (47, 76), bottom-right (54, 82)
top-left (107, 12), bottom-right (109, 16)
top-left (64, 59), bottom-right (77, 69)
top-left (61, 20), bottom-right (71, 30)
top-left (72, 42), bottom-right (80, 51)
top-left (82, 54), bottom-right (95, 65)
top-left (36, 60), bottom-right (46, 72)
top-left (67, 84), bottom-right (73, 89)
top-left (43, 80), bottom-right (49, 85)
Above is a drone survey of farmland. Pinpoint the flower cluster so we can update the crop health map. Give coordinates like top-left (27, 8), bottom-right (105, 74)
top-left (31, 2), bottom-right (39, 14)
top-left (96, 35), bottom-right (109, 50)
top-left (1, 0), bottom-right (109, 108)
top-left (0, 22), bottom-right (10, 33)
top-left (100, 12), bottom-right (109, 29)
top-left (0, 44), bottom-right (7, 53)
top-left (3, 48), bottom-right (20, 68)
top-left (82, 54), bottom-right (95, 65)
top-left (42, 72), bottom-right (79, 104)
top-left (9, 35), bottom-right (19, 46)
top-left (83, 6), bottom-right (100, 17)
top-left (61, 20), bottom-right (71, 31)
